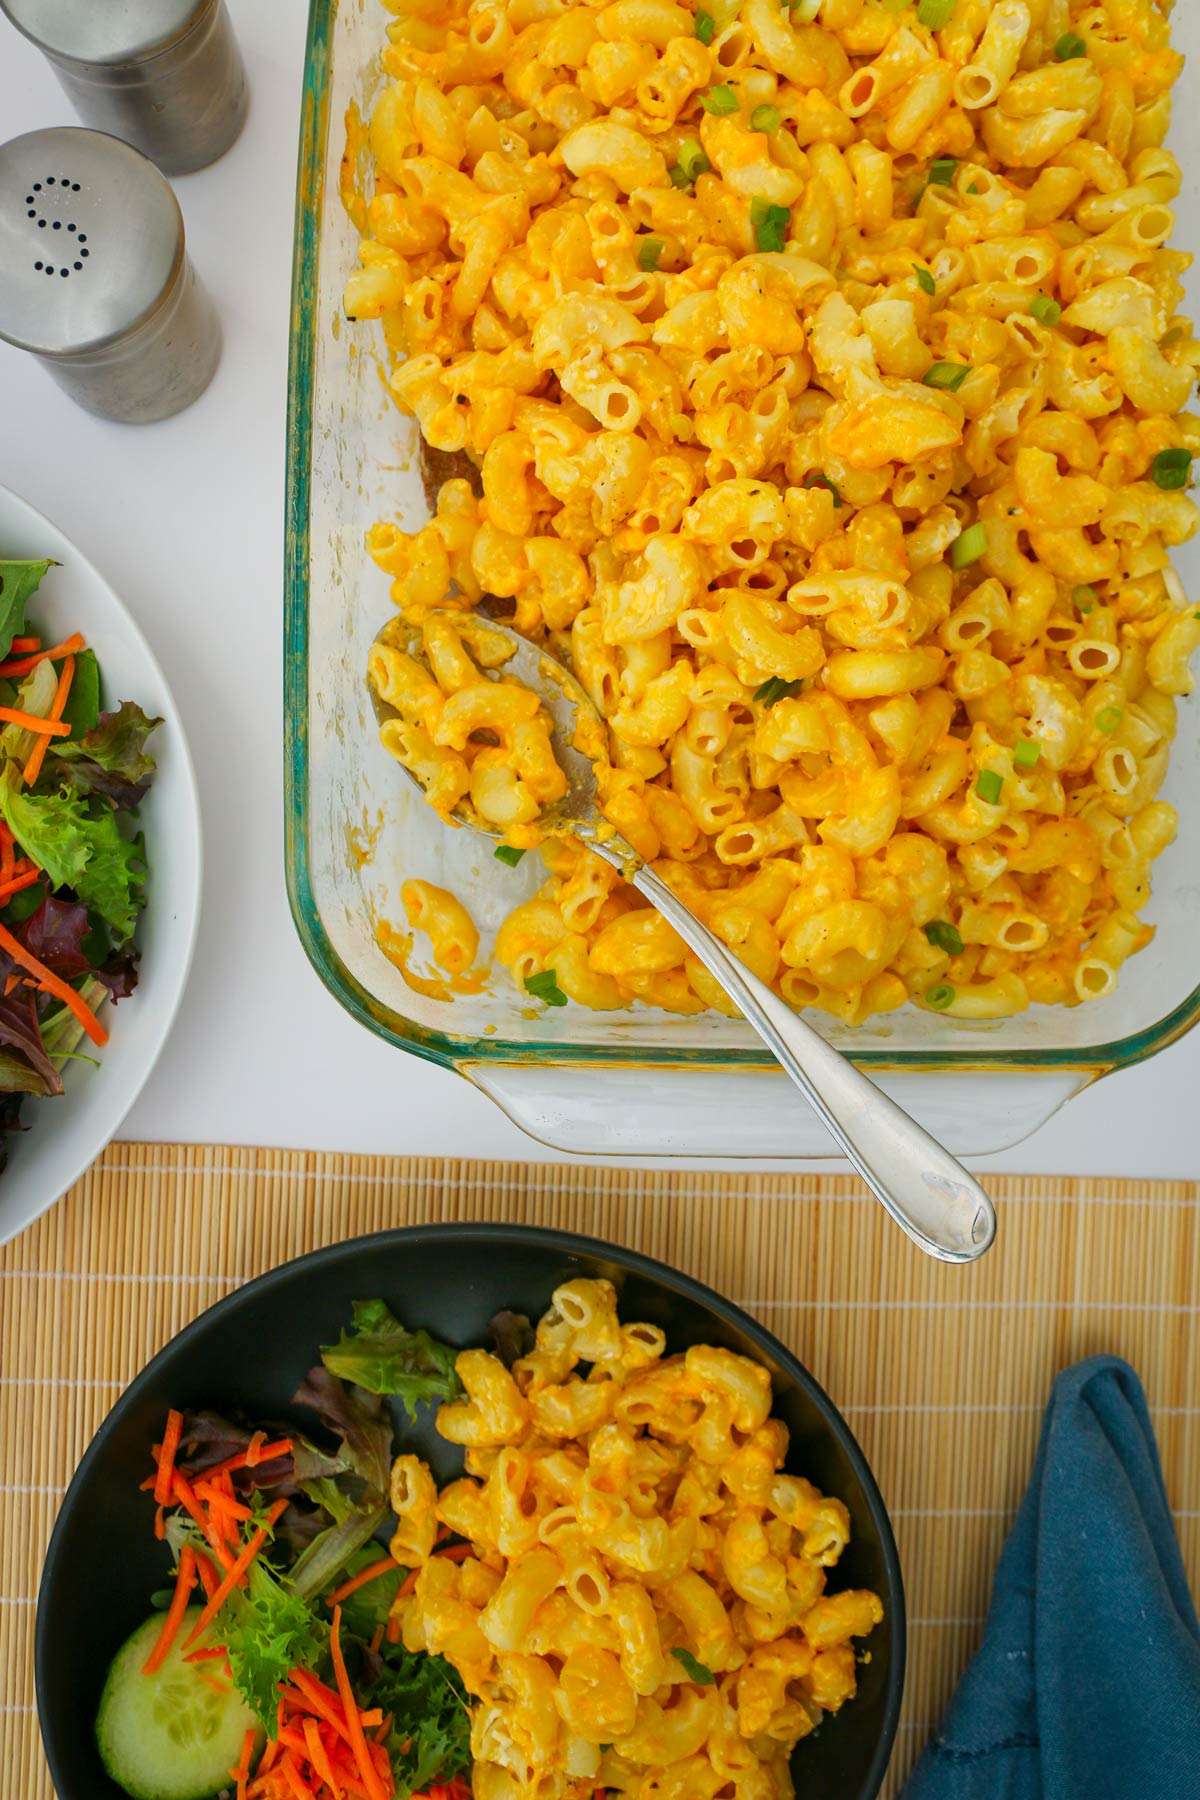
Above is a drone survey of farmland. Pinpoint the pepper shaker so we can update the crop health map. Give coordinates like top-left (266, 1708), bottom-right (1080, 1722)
top-left (0, 127), bottom-right (221, 423)
top-left (0, 0), bottom-right (247, 176)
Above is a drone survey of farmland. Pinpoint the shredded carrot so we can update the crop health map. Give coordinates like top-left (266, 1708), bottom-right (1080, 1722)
top-left (302, 1717), bottom-right (342, 1798)
top-left (0, 918), bottom-right (108, 1045)
top-left (434, 1543), bottom-right (475, 1564)
top-left (287, 1671), bottom-right (353, 1749)
top-left (196, 1552), bottom-right (221, 1601)
top-left (183, 1498), bottom-right (288, 1648)
top-left (22, 652), bottom-right (75, 785)
top-left (0, 634), bottom-right (84, 678)
top-left (204, 1437), bottom-right (294, 1479)
top-left (258, 1734), bottom-right (283, 1775)
top-left (143, 1546), bottom-right (197, 1674)
top-left (0, 706), bottom-right (70, 736)
top-left (171, 1469), bottom-right (235, 1571)
top-left (0, 868), bottom-right (43, 905)
top-left (246, 1428), bottom-right (268, 1465)
top-left (279, 1753), bottom-right (319, 1800)
top-left (9, 637), bottom-right (40, 654)
top-left (154, 1505), bottom-right (165, 1541)
top-left (374, 1713), bottom-right (392, 1745)
top-left (230, 1726), bottom-right (258, 1800)
top-left (195, 1480), bottom-right (255, 1522)
top-left (368, 1624), bottom-right (384, 1656)
top-left (197, 1669), bottom-right (232, 1696)
top-left (276, 1726), bottom-right (313, 1758)
top-left (385, 1613), bottom-right (402, 1643)
top-left (324, 1556), bottom-right (399, 1608)
top-left (183, 1645), bottom-right (231, 1666)
top-left (0, 826), bottom-right (12, 887)
top-left (331, 1607), bottom-right (389, 1800)
top-left (154, 1409), bottom-right (184, 1506)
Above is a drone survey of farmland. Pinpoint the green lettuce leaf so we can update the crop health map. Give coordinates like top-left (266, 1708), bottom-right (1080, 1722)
top-left (0, 561), bottom-right (54, 659)
top-left (287, 1367), bottom-right (394, 1601)
top-left (321, 1300), bottom-right (463, 1418)
top-left (368, 1643), bottom-right (472, 1800)
top-left (217, 1558), bottom-right (328, 1733)
top-left (0, 770), bottom-right (147, 943)
top-left (58, 648), bottom-right (101, 740)
top-left (334, 1542), bottom-right (404, 1639)
top-left (50, 700), bottom-right (161, 809)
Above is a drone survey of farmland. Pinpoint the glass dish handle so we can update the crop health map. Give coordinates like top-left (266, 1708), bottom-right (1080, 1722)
top-left (630, 862), bottom-right (998, 1263)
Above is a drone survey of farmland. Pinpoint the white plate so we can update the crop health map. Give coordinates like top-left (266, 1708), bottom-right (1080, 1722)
top-left (0, 485), bottom-right (201, 1245)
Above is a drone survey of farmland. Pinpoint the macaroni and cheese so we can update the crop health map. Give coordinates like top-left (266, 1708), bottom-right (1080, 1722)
top-left (350, 0), bottom-right (1199, 1024)
top-left (389, 1278), bottom-right (883, 1800)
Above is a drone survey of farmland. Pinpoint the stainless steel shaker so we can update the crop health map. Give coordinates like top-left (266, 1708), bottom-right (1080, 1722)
top-left (0, 0), bottom-right (247, 176)
top-left (0, 127), bottom-right (221, 422)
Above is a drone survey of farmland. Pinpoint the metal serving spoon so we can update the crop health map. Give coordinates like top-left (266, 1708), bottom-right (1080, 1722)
top-left (371, 611), bottom-right (997, 1264)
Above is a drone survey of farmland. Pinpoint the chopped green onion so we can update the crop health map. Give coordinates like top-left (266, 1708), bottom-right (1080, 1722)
top-left (668, 165), bottom-right (691, 188)
top-left (928, 157), bottom-right (958, 187)
top-left (1072, 584), bottom-right (1098, 613)
top-left (1031, 294), bottom-right (1061, 326)
top-left (802, 470), bottom-right (842, 507)
top-left (924, 361), bottom-right (970, 392)
top-left (917, 0), bottom-right (956, 26)
top-left (701, 83), bottom-right (739, 115)
top-left (925, 983), bottom-right (956, 1011)
top-left (975, 768), bottom-right (1004, 806)
top-left (1054, 32), bottom-right (1087, 60)
top-left (695, 8), bottom-right (715, 42)
top-left (672, 1648), bottom-right (717, 1685)
top-left (751, 104), bottom-right (782, 135)
top-left (638, 236), bottom-right (665, 271)
top-left (676, 139), bottom-right (710, 183)
top-left (924, 920), bottom-right (964, 956)
top-left (1013, 738), bottom-right (1041, 771)
top-left (1152, 448), bottom-right (1194, 490)
top-left (525, 969), bottom-right (568, 1007)
top-left (913, 264), bottom-right (936, 296)
top-left (951, 523), bottom-right (988, 569)
top-left (754, 676), bottom-right (805, 706)
top-left (751, 195), bottom-right (791, 253)
top-left (967, 182), bottom-right (981, 195)
top-left (1095, 706), bottom-right (1124, 734)
top-left (494, 844), bottom-right (526, 867)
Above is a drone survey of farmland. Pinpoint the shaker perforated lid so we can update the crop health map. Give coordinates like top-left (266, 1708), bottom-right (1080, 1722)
top-left (0, 0), bottom-right (206, 65)
top-left (0, 128), bottom-right (183, 357)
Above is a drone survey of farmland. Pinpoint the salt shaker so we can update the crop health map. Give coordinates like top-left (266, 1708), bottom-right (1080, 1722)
top-left (0, 0), bottom-right (247, 176)
top-left (0, 127), bottom-right (221, 423)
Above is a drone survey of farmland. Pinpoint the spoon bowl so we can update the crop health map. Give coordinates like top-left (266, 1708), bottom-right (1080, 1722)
top-left (370, 610), bottom-right (609, 844)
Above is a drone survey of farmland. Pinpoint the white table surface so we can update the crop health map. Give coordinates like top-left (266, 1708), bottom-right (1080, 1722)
top-left (0, 0), bottom-right (1196, 1180)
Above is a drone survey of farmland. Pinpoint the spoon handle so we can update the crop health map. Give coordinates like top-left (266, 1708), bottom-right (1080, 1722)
top-left (629, 862), bottom-right (997, 1263)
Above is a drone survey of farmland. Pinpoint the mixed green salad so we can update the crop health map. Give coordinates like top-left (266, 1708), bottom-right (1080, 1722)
top-left (98, 1300), bottom-right (476, 1800)
top-left (0, 557), bottom-right (160, 1167)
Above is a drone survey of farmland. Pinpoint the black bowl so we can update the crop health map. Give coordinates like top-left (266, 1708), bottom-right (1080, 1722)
top-left (37, 1223), bottom-right (905, 1799)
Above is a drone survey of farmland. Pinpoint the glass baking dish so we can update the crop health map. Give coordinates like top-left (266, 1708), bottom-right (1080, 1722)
top-left (285, 0), bottom-right (1200, 1159)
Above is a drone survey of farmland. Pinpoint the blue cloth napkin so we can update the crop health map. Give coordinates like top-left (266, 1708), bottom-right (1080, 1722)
top-left (901, 1354), bottom-right (1200, 1800)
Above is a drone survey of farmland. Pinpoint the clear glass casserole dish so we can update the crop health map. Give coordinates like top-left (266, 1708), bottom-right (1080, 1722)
top-left (285, 0), bottom-right (1200, 1159)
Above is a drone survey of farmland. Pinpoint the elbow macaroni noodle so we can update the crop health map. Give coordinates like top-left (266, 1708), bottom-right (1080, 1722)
top-left (351, 0), bottom-right (1199, 1023)
top-left (389, 1279), bottom-right (883, 1800)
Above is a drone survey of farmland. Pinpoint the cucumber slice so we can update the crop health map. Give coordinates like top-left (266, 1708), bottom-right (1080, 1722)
top-left (96, 1608), bottom-right (260, 1800)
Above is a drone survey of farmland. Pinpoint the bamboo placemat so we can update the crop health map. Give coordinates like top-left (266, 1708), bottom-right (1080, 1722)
top-left (3, 1147), bottom-right (1198, 1797)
